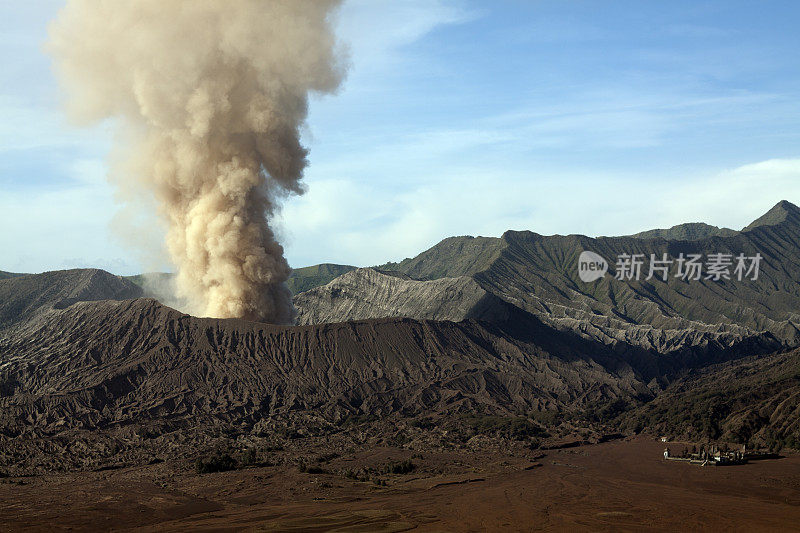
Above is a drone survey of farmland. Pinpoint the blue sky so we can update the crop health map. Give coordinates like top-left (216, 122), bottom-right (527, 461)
top-left (3, 0), bottom-right (800, 274)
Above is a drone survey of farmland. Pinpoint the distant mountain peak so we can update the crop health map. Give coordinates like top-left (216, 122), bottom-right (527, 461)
top-left (776, 199), bottom-right (800, 210)
top-left (743, 200), bottom-right (800, 231)
top-left (629, 222), bottom-right (738, 241)
top-left (0, 268), bottom-right (142, 329)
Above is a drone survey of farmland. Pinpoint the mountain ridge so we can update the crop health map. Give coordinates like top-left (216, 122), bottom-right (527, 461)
top-left (0, 271), bottom-right (782, 437)
top-left (0, 268), bottom-right (142, 331)
top-left (628, 222), bottom-right (738, 241)
top-left (2, 201), bottom-right (800, 471)
top-left (743, 199), bottom-right (800, 231)
top-left (295, 201), bottom-right (800, 353)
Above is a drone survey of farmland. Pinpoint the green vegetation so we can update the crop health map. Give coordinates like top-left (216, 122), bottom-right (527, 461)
top-left (196, 447), bottom-right (274, 473)
top-left (581, 398), bottom-right (638, 425)
top-left (342, 460), bottom-right (416, 482)
top-left (410, 416), bottom-right (436, 429)
top-left (384, 459), bottom-right (415, 475)
top-left (460, 415), bottom-right (550, 441)
top-left (618, 351), bottom-right (800, 451)
top-left (239, 447), bottom-right (272, 468)
top-left (298, 463), bottom-right (327, 474)
top-left (338, 413), bottom-right (378, 427)
top-left (196, 453), bottom-right (237, 474)
top-left (0, 372), bottom-right (17, 397)
top-left (529, 411), bottom-right (566, 426)
top-left (386, 431), bottom-right (410, 447)
top-left (343, 467), bottom-right (371, 481)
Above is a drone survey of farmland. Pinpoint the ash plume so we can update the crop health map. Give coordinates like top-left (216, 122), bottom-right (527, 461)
top-left (48, 0), bottom-right (346, 323)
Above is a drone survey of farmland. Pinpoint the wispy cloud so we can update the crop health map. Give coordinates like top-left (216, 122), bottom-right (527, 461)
top-left (336, 0), bottom-right (478, 71)
top-left (0, 160), bottom-right (138, 274)
top-left (0, 96), bottom-right (108, 155)
top-left (4, 1), bottom-right (800, 274)
top-left (279, 158), bottom-right (800, 267)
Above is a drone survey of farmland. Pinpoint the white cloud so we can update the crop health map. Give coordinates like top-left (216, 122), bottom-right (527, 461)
top-left (4, 1), bottom-right (800, 276)
top-left (280, 158), bottom-right (800, 267)
top-left (658, 159), bottom-right (800, 231)
top-left (0, 95), bottom-right (111, 155)
top-left (9, 152), bottom-right (795, 274)
top-left (336, 0), bottom-right (476, 71)
top-left (0, 158), bottom-right (145, 275)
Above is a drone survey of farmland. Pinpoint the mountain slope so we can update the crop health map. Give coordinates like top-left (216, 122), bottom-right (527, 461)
top-left (376, 236), bottom-right (506, 280)
top-left (0, 261), bottom-right (792, 473)
top-left (743, 200), bottom-right (800, 231)
top-left (471, 219), bottom-right (800, 346)
top-left (629, 222), bottom-right (738, 241)
top-left (0, 295), bottom-right (672, 435)
top-left (0, 271), bottom-right (24, 281)
top-left (618, 348), bottom-right (800, 450)
top-left (0, 269), bottom-right (142, 331)
top-left (2, 268), bottom-right (781, 436)
top-left (294, 268), bottom-right (512, 324)
top-left (287, 263), bottom-right (356, 294)
top-left (302, 201), bottom-right (800, 351)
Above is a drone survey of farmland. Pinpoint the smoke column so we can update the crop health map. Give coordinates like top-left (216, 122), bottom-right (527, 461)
top-left (48, 0), bottom-right (346, 323)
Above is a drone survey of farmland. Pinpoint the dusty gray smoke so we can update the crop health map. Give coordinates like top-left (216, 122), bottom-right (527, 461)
top-left (48, 0), bottom-right (346, 323)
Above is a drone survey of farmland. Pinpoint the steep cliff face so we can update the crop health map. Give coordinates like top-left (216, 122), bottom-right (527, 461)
top-left (296, 201), bottom-right (800, 352)
top-left (294, 268), bottom-right (511, 325)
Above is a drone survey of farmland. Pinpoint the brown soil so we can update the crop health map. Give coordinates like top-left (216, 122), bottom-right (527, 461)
top-left (2, 437), bottom-right (799, 532)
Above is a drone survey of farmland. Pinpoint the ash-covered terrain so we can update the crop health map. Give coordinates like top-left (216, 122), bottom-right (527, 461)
top-left (1, 202), bottom-right (800, 478)
top-left (298, 200), bottom-right (800, 350)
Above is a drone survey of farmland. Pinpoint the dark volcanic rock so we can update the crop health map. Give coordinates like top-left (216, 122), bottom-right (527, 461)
top-left (619, 348), bottom-right (800, 449)
top-left (628, 222), bottom-right (738, 241)
top-left (0, 297), bottom-right (656, 434)
top-left (2, 203), bottom-right (800, 471)
top-left (294, 268), bottom-right (511, 325)
top-left (298, 201), bottom-right (800, 352)
top-left (0, 272), bottom-right (781, 438)
top-left (0, 268), bottom-right (142, 331)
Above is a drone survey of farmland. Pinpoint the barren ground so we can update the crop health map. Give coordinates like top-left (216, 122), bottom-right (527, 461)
top-left (2, 437), bottom-right (799, 532)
